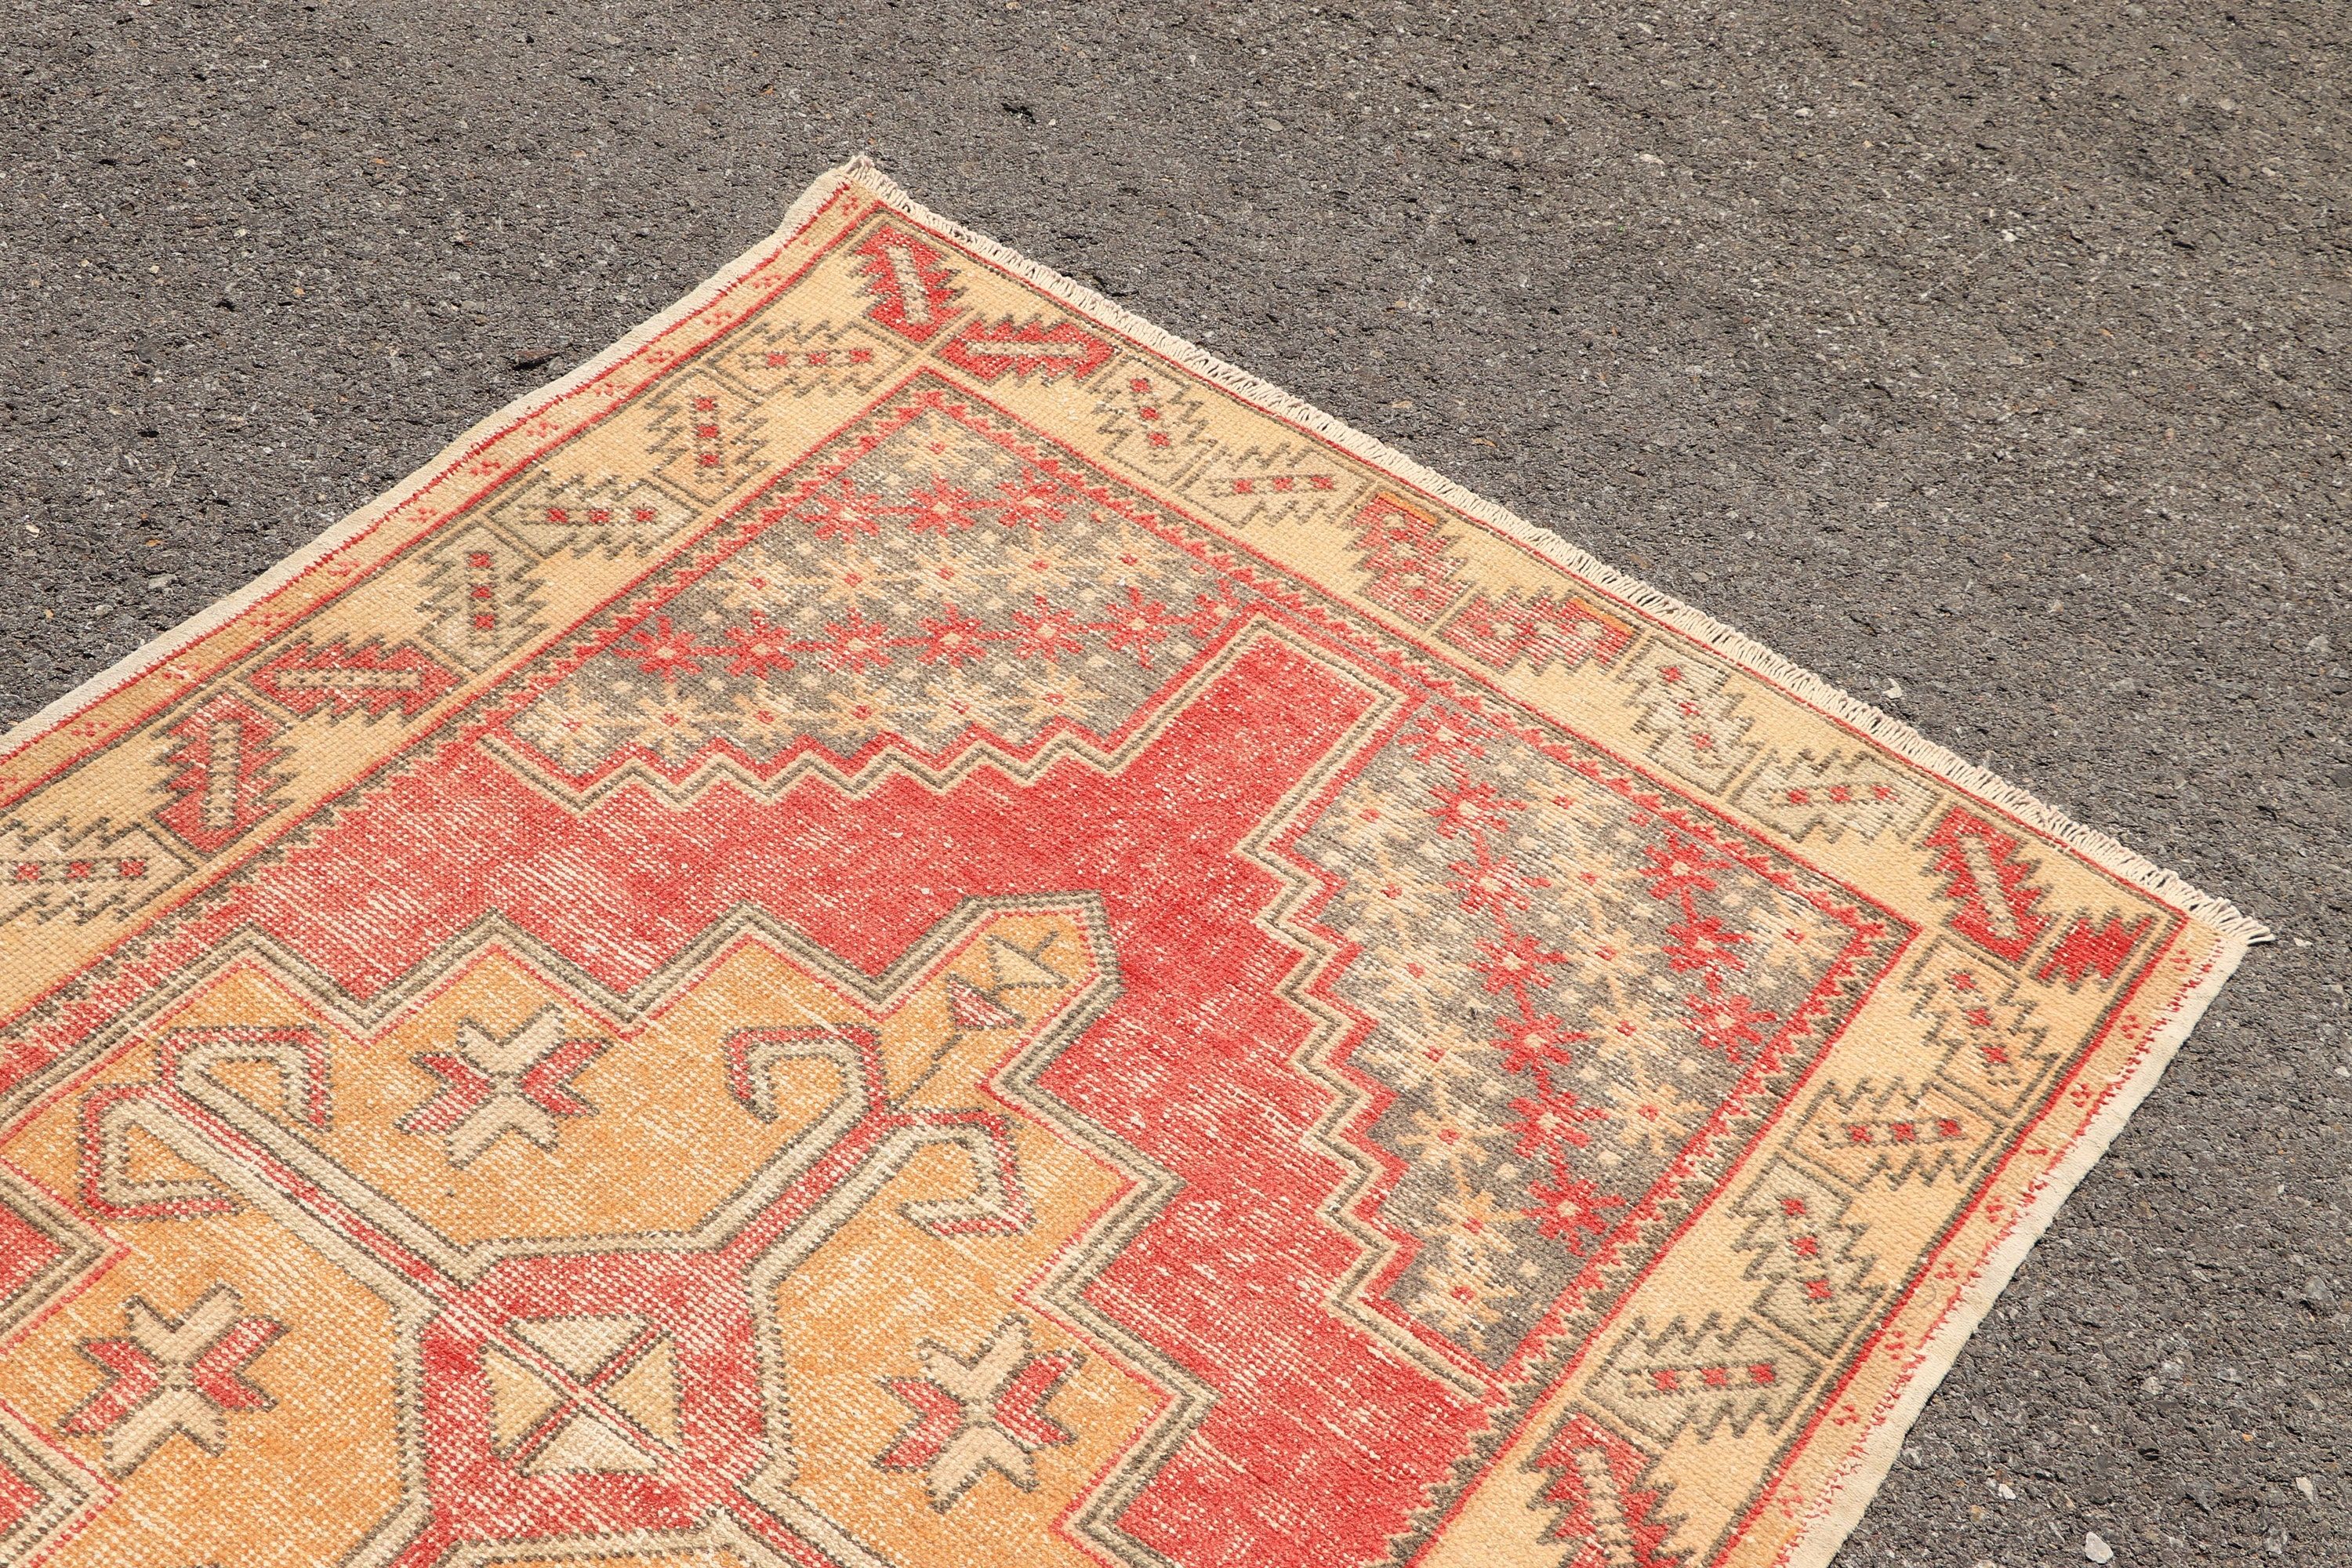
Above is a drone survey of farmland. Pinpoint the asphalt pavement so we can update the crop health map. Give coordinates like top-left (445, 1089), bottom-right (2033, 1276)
top-left (0, 2), bottom-right (2345, 1563)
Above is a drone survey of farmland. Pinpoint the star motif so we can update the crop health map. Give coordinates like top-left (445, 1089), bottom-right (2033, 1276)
top-left (876, 1315), bottom-right (1084, 1508)
top-left (398, 1007), bottom-right (605, 1165)
top-left (60, 1284), bottom-right (283, 1476)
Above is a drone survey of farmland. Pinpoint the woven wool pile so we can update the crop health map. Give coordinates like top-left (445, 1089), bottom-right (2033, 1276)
top-left (0, 162), bottom-right (2256, 1568)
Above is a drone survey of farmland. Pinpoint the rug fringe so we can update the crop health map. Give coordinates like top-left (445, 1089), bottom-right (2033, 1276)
top-left (803, 157), bottom-right (2269, 947)
top-left (3, 154), bottom-right (2265, 951)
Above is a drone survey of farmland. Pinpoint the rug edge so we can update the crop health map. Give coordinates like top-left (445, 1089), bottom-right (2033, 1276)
top-left (1770, 920), bottom-right (2251, 1568)
top-left (0, 158), bottom-right (868, 766)
top-left (2, 155), bottom-right (2264, 947)
top-left (826, 159), bottom-right (2269, 953)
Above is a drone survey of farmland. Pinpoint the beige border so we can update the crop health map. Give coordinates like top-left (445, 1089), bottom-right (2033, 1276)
top-left (1768, 928), bottom-right (2245, 1568)
top-left (0, 169), bottom-right (855, 766)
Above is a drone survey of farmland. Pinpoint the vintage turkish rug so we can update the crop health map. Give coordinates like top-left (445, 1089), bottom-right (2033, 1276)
top-left (0, 161), bottom-right (2259, 1568)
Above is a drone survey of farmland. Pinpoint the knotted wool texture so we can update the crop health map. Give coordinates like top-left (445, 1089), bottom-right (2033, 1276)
top-left (0, 162), bottom-right (2259, 1568)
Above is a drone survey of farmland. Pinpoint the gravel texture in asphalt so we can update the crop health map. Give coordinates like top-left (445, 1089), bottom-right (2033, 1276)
top-left (2, 3), bottom-right (2345, 1564)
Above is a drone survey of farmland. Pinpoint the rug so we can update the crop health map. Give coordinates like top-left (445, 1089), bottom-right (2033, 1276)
top-left (0, 159), bottom-right (2259, 1568)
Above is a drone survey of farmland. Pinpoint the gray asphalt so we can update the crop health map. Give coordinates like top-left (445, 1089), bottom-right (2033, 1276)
top-left (2, 2), bottom-right (2345, 1564)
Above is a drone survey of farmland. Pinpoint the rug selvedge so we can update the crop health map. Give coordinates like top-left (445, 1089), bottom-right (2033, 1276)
top-left (0, 163), bottom-right (2255, 1568)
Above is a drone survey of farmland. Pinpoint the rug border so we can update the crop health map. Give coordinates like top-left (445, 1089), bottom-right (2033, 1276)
top-left (0, 169), bottom-right (857, 766)
top-left (1760, 923), bottom-right (2247, 1568)
top-left (0, 155), bottom-right (2267, 1568)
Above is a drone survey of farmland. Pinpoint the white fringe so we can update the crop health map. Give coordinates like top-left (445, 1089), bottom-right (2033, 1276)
top-left (808, 155), bottom-right (2267, 946)
top-left (0, 155), bottom-right (2264, 949)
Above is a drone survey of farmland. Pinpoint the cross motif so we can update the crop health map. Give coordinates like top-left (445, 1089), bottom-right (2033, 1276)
top-left (60, 1284), bottom-right (283, 1476)
top-left (398, 1007), bottom-right (605, 1165)
top-left (876, 1315), bottom-right (1084, 1508)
